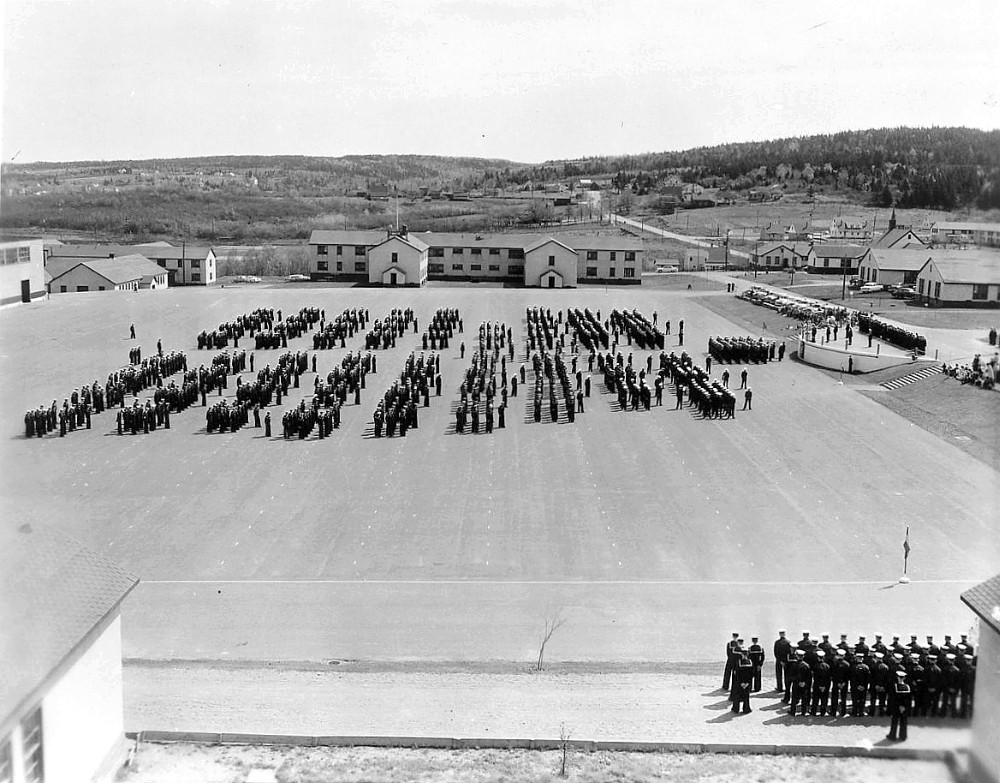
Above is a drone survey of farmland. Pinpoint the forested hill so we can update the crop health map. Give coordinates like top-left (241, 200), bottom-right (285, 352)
top-left (549, 127), bottom-right (1000, 210)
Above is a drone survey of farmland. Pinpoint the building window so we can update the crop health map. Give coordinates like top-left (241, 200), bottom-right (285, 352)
top-left (317, 260), bottom-right (328, 271)
top-left (508, 248), bottom-right (524, 260)
top-left (192, 273), bottom-right (201, 282)
top-left (610, 251), bottom-right (617, 261)
top-left (452, 263), bottom-right (464, 271)
top-left (22, 706), bottom-right (43, 783)
top-left (337, 245), bottom-right (343, 256)
top-left (623, 267), bottom-right (635, 278)
top-left (391, 252), bottom-right (398, 263)
top-left (488, 264), bottom-right (500, 272)
top-left (336, 261), bottom-right (343, 271)
top-left (355, 262), bottom-right (366, 273)
top-left (471, 248), bottom-right (482, 256)
top-left (625, 251), bottom-right (636, 263)
top-left (99, 286), bottom-right (106, 291)
top-left (586, 251), bottom-right (598, 261)
top-left (17, 246), bottom-right (31, 263)
top-left (823, 259), bottom-right (830, 268)
top-left (470, 264), bottom-right (482, 271)
top-left (934, 282), bottom-right (941, 298)
top-left (428, 263), bottom-right (444, 274)
top-left (452, 247), bottom-right (463, 255)
top-left (508, 265), bottom-right (524, 276)
top-left (586, 266), bottom-right (597, 277)
top-left (354, 246), bottom-right (366, 256)
top-left (608, 268), bottom-right (616, 277)
top-left (972, 284), bottom-right (989, 300)
top-left (191, 259), bottom-right (201, 269)
top-left (157, 259), bottom-right (167, 267)
top-left (429, 247), bottom-right (445, 258)
top-left (918, 279), bottom-right (924, 294)
top-left (60, 286), bottom-right (67, 293)
top-left (489, 248), bottom-right (500, 255)
top-left (77, 285), bottom-right (89, 292)
top-left (317, 244), bottom-right (328, 255)
top-left (548, 255), bottom-right (555, 267)
top-left (0, 735), bottom-right (12, 783)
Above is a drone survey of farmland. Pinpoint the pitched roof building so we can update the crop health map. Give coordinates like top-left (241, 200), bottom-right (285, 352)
top-left (915, 251), bottom-right (1000, 307)
top-left (960, 574), bottom-right (1000, 783)
top-left (48, 254), bottom-right (169, 294)
top-left (871, 227), bottom-right (927, 250)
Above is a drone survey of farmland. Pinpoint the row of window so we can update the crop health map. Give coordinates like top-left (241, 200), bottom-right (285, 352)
top-left (316, 245), bottom-right (367, 256)
top-left (918, 279), bottom-right (1000, 300)
top-left (154, 258), bottom-right (201, 268)
top-left (585, 251), bottom-right (637, 261)
top-left (429, 247), bottom-right (526, 259)
top-left (585, 267), bottom-right (635, 278)
top-left (1, 246), bottom-right (32, 265)
top-left (1, 706), bottom-right (42, 783)
top-left (316, 261), bottom-right (368, 273)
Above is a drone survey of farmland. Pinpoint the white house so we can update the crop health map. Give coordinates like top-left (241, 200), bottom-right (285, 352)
top-left (524, 237), bottom-right (578, 288)
top-left (870, 227), bottom-right (927, 250)
top-left (1, 524), bottom-right (139, 783)
top-left (0, 240), bottom-right (46, 307)
top-left (858, 249), bottom-right (933, 286)
top-left (930, 221), bottom-right (1000, 248)
top-left (752, 241), bottom-right (814, 270)
top-left (48, 254), bottom-right (169, 294)
top-left (366, 231), bottom-right (428, 286)
top-left (45, 243), bottom-right (215, 286)
top-left (960, 574), bottom-right (1000, 783)
top-left (915, 253), bottom-right (1000, 307)
top-left (808, 244), bottom-right (871, 275)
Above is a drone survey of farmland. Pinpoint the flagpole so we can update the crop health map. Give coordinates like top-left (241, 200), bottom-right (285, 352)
top-left (899, 526), bottom-right (911, 584)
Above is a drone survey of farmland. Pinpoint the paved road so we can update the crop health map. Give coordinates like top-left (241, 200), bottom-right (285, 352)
top-left (611, 214), bottom-right (751, 260)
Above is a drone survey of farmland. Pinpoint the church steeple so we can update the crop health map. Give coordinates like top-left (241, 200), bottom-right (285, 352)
top-left (889, 207), bottom-right (897, 231)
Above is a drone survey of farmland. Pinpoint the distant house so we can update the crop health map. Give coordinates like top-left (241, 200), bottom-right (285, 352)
top-left (0, 240), bottom-right (46, 307)
top-left (759, 223), bottom-right (798, 242)
top-left (367, 183), bottom-right (391, 200)
top-left (44, 243), bottom-right (216, 286)
top-left (915, 252), bottom-right (1000, 307)
top-left (870, 227), bottom-right (927, 250)
top-left (829, 217), bottom-right (872, 243)
top-left (960, 573), bottom-right (1000, 783)
top-left (48, 254), bottom-right (169, 294)
top-left (753, 241), bottom-right (814, 270)
top-left (808, 244), bottom-right (871, 275)
top-left (658, 186), bottom-right (685, 205)
top-left (930, 221), bottom-right (1000, 248)
top-left (685, 246), bottom-right (748, 271)
top-left (1, 524), bottom-right (139, 783)
top-left (688, 193), bottom-right (718, 209)
top-left (858, 249), bottom-right (932, 286)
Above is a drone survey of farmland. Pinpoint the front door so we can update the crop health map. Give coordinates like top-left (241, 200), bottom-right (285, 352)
top-left (21, 279), bottom-right (31, 303)
top-left (390, 272), bottom-right (398, 286)
top-left (547, 276), bottom-right (555, 289)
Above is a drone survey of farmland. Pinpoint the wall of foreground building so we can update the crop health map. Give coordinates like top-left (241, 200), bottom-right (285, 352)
top-left (970, 626), bottom-right (1000, 783)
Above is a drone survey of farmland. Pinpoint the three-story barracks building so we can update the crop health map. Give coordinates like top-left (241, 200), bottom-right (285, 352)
top-left (309, 229), bottom-right (643, 288)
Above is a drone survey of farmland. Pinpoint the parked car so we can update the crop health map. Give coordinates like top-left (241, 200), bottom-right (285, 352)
top-left (859, 283), bottom-right (884, 294)
top-left (892, 286), bottom-right (916, 299)
top-left (233, 275), bottom-right (261, 284)
top-left (654, 265), bottom-right (679, 273)
top-left (287, 274), bottom-right (310, 282)
top-left (848, 277), bottom-right (862, 289)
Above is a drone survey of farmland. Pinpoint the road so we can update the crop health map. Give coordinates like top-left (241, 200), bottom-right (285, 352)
top-left (610, 214), bottom-right (752, 260)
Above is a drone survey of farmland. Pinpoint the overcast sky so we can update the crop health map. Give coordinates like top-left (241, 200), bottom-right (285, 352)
top-left (2, 0), bottom-right (998, 164)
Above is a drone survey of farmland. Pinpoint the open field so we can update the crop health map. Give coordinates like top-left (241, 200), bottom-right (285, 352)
top-left (1, 286), bottom-right (996, 668)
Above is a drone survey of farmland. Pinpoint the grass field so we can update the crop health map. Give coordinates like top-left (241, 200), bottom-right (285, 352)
top-left (1, 285), bottom-right (995, 665)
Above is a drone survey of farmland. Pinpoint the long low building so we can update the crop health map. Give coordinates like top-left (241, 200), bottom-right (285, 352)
top-left (44, 242), bottom-right (217, 286)
top-left (48, 254), bottom-right (169, 294)
top-left (930, 221), bottom-right (1000, 248)
top-left (915, 252), bottom-right (1000, 307)
top-left (857, 248), bottom-right (933, 286)
top-left (308, 229), bottom-right (643, 287)
top-left (0, 240), bottom-right (46, 307)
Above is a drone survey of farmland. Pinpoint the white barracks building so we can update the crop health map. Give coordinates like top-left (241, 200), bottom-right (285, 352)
top-left (309, 228), bottom-right (643, 287)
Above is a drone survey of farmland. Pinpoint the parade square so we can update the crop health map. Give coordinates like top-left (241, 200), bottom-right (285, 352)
top-left (1, 284), bottom-right (995, 664)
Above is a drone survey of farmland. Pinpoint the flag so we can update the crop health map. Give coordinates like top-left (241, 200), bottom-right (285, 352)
top-left (903, 527), bottom-right (911, 558)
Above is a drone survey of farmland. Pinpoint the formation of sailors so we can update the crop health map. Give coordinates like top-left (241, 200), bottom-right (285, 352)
top-left (609, 308), bottom-right (665, 351)
top-left (116, 398), bottom-right (173, 435)
top-left (373, 351), bottom-right (439, 437)
top-left (708, 336), bottom-right (777, 365)
top-left (252, 309), bottom-right (318, 350)
top-left (598, 350), bottom-right (652, 412)
top-left (565, 308), bottom-right (610, 351)
top-left (454, 322), bottom-right (509, 434)
top-left (662, 351), bottom-right (737, 419)
top-left (282, 399), bottom-right (335, 439)
top-left (365, 308), bottom-right (415, 351)
top-left (317, 351), bottom-right (373, 409)
top-left (197, 307), bottom-right (279, 349)
top-left (858, 312), bottom-right (926, 354)
top-left (723, 630), bottom-right (978, 723)
top-left (421, 308), bottom-right (460, 351)
top-left (312, 308), bottom-right (367, 350)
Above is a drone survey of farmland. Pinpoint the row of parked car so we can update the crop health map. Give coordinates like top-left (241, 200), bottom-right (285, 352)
top-left (848, 279), bottom-right (916, 299)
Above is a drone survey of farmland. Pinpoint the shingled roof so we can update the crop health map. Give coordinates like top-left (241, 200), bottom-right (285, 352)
top-left (961, 573), bottom-right (1000, 636)
top-left (0, 524), bottom-right (139, 727)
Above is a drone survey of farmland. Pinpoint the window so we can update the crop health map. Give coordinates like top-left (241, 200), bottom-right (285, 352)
top-left (489, 248), bottom-right (500, 255)
top-left (608, 268), bottom-right (616, 277)
top-left (0, 734), bottom-right (12, 783)
top-left (623, 267), bottom-right (635, 278)
top-left (918, 278), bottom-right (924, 294)
top-left (354, 246), bottom-right (366, 256)
top-left (610, 251), bottom-right (617, 261)
top-left (17, 246), bottom-right (31, 263)
top-left (452, 247), bottom-right (464, 255)
top-left (317, 244), bottom-right (328, 255)
top-left (391, 252), bottom-right (398, 263)
top-left (508, 248), bottom-right (525, 260)
top-left (336, 245), bottom-right (343, 256)
top-left (471, 248), bottom-right (482, 256)
top-left (355, 262), bottom-right (366, 273)
top-left (586, 251), bottom-right (598, 261)
top-left (99, 286), bottom-right (106, 291)
top-left (548, 255), bottom-right (555, 267)
top-left (488, 264), bottom-right (500, 272)
top-left (823, 259), bottom-right (830, 268)
top-left (586, 266), bottom-right (597, 277)
top-left (429, 247), bottom-right (445, 258)
top-left (336, 261), bottom-right (343, 272)
top-left (765, 256), bottom-right (772, 265)
top-left (934, 282), bottom-right (941, 298)
top-left (428, 263), bottom-right (444, 274)
top-left (452, 263), bottom-right (464, 271)
top-left (972, 284), bottom-right (989, 300)
top-left (317, 260), bottom-right (328, 271)
top-left (60, 286), bottom-right (67, 293)
top-left (157, 259), bottom-right (167, 267)
top-left (77, 285), bottom-right (89, 292)
top-left (508, 265), bottom-right (524, 276)
top-left (191, 259), bottom-right (200, 269)
top-left (192, 273), bottom-right (201, 282)
top-left (470, 264), bottom-right (482, 271)
top-left (22, 706), bottom-right (43, 783)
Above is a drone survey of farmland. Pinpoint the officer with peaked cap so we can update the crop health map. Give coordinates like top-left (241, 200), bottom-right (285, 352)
top-left (887, 669), bottom-right (912, 741)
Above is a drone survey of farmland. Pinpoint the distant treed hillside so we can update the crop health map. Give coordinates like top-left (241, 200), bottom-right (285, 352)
top-left (553, 127), bottom-right (1000, 210)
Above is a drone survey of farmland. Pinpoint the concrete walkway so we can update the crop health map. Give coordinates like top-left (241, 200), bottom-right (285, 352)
top-left (124, 664), bottom-right (969, 756)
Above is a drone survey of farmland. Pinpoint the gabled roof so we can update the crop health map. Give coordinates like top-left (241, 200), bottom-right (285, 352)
top-left (371, 234), bottom-right (429, 252)
top-left (867, 249), bottom-right (933, 271)
top-left (960, 573), bottom-right (1000, 636)
top-left (933, 221), bottom-right (1000, 232)
top-left (525, 236), bottom-right (576, 254)
top-left (871, 228), bottom-right (927, 249)
top-left (921, 254), bottom-right (1000, 285)
top-left (309, 230), bottom-right (385, 246)
top-left (49, 254), bottom-right (166, 286)
top-left (755, 241), bottom-right (812, 257)
top-left (813, 244), bottom-right (870, 259)
top-left (417, 232), bottom-right (543, 250)
top-left (0, 524), bottom-right (138, 728)
top-left (45, 243), bottom-right (213, 262)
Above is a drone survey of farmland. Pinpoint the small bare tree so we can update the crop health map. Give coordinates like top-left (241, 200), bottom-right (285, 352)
top-left (559, 723), bottom-right (572, 777)
top-left (537, 607), bottom-right (567, 671)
